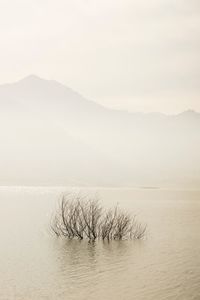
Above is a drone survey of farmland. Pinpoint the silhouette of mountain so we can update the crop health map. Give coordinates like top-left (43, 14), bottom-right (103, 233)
top-left (0, 75), bottom-right (199, 187)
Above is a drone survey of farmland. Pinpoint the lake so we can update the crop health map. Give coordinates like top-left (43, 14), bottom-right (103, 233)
top-left (0, 187), bottom-right (199, 300)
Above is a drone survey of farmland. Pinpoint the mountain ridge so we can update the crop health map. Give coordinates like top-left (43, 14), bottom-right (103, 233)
top-left (1, 75), bottom-right (199, 117)
top-left (0, 75), bottom-right (199, 188)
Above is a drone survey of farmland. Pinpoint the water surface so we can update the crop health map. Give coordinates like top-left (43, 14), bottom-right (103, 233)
top-left (0, 187), bottom-right (199, 300)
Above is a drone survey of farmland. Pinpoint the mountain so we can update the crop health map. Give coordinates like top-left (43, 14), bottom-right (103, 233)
top-left (0, 75), bottom-right (124, 186)
top-left (0, 75), bottom-right (200, 188)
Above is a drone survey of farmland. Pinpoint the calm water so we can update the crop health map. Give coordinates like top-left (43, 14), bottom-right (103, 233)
top-left (0, 187), bottom-right (200, 300)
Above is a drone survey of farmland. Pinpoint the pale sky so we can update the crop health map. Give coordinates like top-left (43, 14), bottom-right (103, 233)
top-left (0, 0), bottom-right (199, 113)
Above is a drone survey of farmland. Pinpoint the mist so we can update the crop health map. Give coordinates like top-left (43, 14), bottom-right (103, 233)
top-left (0, 75), bottom-right (199, 188)
top-left (0, 0), bottom-right (200, 113)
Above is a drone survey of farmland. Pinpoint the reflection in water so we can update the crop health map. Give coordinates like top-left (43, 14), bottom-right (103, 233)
top-left (0, 188), bottom-right (200, 300)
top-left (51, 239), bottom-right (144, 300)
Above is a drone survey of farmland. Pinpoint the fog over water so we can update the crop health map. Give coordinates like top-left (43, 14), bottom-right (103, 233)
top-left (0, 76), bottom-right (199, 299)
top-left (0, 1), bottom-right (199, 299)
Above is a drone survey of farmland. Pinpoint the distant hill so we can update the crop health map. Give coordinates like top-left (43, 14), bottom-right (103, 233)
top-left (0, 75), bottom-right (199, 188)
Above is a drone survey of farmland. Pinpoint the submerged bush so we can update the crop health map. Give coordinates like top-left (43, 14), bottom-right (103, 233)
top-left (51, 193), bottom-right (146, 241)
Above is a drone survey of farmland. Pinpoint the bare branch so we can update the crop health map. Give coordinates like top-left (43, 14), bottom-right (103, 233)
top-left (50, 193), bottom-right (146, 241)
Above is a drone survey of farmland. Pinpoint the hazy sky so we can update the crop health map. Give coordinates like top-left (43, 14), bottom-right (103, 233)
top-left (0, 0), bottom-right (199, 113)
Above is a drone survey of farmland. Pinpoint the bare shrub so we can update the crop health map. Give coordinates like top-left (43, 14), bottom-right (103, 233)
top-left (51, 193), bottom-right (146, 241)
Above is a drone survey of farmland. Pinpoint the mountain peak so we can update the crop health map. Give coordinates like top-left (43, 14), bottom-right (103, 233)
top-left (20, 74), bottom-right (45, 82)
top-left (179, 109), bottom-right (199, 117)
